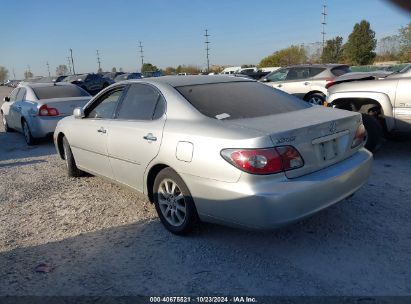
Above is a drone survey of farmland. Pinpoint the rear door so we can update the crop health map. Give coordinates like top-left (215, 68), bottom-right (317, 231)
top-left (107, 83), bottom-right (166, 191)
top-left (281, 67), bottom-right (311, 98)
top-left (69, 86), bottom-right (125, 178)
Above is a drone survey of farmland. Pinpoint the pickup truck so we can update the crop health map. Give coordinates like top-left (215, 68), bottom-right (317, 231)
top-left (327, 64), bottom-right (411, 151)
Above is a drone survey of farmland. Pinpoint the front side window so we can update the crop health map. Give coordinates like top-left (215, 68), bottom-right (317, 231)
top-left (266, 69), bottom-right (289, 82)
top-left (116, 84), bottom-right (165, 120)
top-left (286, 68), bottom-right (310, 80)
top-left (8, 88), bottom-right (19, 101)
top-left (87, 89), bottom-right (124, 119)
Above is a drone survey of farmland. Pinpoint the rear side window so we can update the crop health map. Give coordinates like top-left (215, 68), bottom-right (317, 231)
top-left (116, 84), bottom-right (165, 120)
top-left (309, 67), bottom-right (326, 77)
top-left (331, 66), bottom-right (351, 76)
top-left (175, 81), bottom-right (310, 120)
top-left (32, 85), bottom-right (90, 99)
top-left (16, 88), bottom-right (26, 101)
top-left (286, 68), bottom-right (310, 80)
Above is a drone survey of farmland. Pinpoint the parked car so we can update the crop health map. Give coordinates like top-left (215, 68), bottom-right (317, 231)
top-left (260, 64), bottom-right (351, 104)
top-left (114, 73), bottom-right (142, 82)
top-left (35, 75), bottom-right (69, 83)
top-left (327, 64), bottom-right (411, 151)
top-left (54, 76), bottom-right (372, 234)
top-left (63, 73), bottom-right (113, 95)
top-left (1, 83), bottom-right (91, 145)
top-left (102, 72), bottom-right (125, 81)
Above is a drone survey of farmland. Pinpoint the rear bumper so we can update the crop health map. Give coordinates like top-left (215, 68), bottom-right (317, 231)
top-left (182, 148), bottom-right (373, 229)
top-left (29, 115), bottom-right (66, 138)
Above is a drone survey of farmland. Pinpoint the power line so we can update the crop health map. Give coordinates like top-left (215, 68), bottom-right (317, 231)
top-left (69, 48), bottom-right (76, 75)
top-left (204, 29), bottom-right (210, 73)
top-left (139, 41), bottom-right (144, 71)
top-left (96, 50), bottom-right (102, 72)
top-left (46, 61), bottom-right (51, 77)
top-left (321, 3), bottom-right (327, 52)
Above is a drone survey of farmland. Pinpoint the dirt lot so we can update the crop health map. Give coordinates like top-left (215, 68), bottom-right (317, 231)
top-left (0, 85), bottom-right (410, 296)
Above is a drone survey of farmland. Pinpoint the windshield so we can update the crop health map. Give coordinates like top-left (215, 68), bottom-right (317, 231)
top-left (32, 85), bottom-right (90, 99)
top-left (175, 81), bottom-right (310, 120)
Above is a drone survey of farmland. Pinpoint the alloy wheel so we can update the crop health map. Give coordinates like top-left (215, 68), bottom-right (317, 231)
top-left (157, 179), bottom-right (187, 227)
top-left (308, 96), bottom-right (324, 105)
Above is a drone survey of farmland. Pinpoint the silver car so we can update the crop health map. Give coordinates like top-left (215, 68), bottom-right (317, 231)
top-left (261, 64), bottom-right (351, 105)
top-left (54, 76), bottom-right (372, 234)
top-left (1, 83), bottom-right (91, 145)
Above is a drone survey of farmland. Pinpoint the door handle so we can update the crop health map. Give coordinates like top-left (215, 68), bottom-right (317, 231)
top-left (277, 84), bottom-right (282, 88)
top-left (97, 127), bottom-right (107, 134)
top-left (143, 133), bottom-right (157, 141)
top-left (304, 82), bottom-right (310, 86)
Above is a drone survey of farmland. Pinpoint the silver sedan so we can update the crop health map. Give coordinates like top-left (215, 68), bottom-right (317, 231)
top-left (54, 76), bottom-right (373, 234)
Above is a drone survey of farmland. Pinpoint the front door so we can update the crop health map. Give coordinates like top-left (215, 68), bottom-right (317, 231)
top-left (394, 78), bottom-right (411, 131)
top-left (107, 83), bottom-right (166, 191)
top-left (69, 87), bottom-right (125, 178)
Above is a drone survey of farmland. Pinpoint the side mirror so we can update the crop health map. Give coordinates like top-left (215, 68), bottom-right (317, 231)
top-left (73, 107), bottom-right (85, 118)
top-left (3, 96), bottom-right (10, 102)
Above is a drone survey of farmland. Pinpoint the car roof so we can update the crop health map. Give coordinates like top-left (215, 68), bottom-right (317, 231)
top-left (125, 75), bottom-right (254, 87)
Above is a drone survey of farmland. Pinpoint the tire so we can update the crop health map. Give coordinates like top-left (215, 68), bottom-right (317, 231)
top-left (305, 92), bottom-right (326, 105)
top-left (62, 136), bottom-right (83, 177)
top-left (22, 120), bottom-right (36, 145)
top-left (362, 114), bottom-right (383, 152)
top-left (1, 112), bottom-right (12, 132)
top-left (153, 167), bottom-right (199, 235)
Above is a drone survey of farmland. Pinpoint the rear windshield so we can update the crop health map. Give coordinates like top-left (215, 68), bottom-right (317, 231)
top-left (33, 85), bottom-right (90, 99)
top-left (175, 81), bottom-right (310, 120)
top-left (331, 66), bottom-right (351, 76)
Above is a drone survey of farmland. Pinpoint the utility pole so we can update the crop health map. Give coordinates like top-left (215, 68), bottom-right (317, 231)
top-left (204, 29), bottom-right (210, 73)
top-left (138, 41), bottom-right (144, 72)
top-left (321, 2), bottom-right (327, 53)
top-left (12, 68), bottom-right (16, 79)
top-left (69, 48), bottom-right (76, 75)
top-left (46, 61), bottom-right (51, 77)
top-left (67, 57), bottom-right (72, 75)
top-left (96, 50), bottom-right (102, 72)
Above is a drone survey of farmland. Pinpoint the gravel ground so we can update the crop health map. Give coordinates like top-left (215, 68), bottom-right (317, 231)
top-left (0, 85), bottom-right (410, 296)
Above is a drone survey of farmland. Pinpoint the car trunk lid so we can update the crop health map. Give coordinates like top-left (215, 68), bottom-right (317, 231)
top-left (225, 106), bottom-right (362, 178)
top-left (37, 97), bottom-right (91, 116)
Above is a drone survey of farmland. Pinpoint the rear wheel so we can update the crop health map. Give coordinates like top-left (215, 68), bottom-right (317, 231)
top-left (153, 168), bottom-right (199, 235)
top-left (62, 136), bottom-right (83, 177)
top-left (362, 114), bottom-right (383, 152)
top-left (22, 120), bottom-right (36, 145)
top-left (306, 93), bottom-right (326, 105)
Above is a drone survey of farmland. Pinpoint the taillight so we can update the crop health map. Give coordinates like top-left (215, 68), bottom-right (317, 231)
top-left (351, 123), bottom-right (366, 148)
top-left (38, 104), bottom-right (59, 116)
top-left (325, 79), bottom-right (334, 89)
top-left (221, 146), bottom-right (304, 175)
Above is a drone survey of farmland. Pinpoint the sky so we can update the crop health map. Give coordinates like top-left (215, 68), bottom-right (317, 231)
top-left (0, 0), bottom-right (409, 78)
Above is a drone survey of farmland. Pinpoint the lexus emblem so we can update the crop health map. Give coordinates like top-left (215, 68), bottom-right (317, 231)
top-left (329, 121), bottom-right (337, 133)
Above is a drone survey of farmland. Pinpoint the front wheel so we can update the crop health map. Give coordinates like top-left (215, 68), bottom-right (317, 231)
top-left (153, 168), bottom-right (199, 235)
top-left (62, 136), bottom-right (83, 177)
top-left (1, 112), bottom-right (12, 132)
top-left (306, 93), bottom-right (326, 105)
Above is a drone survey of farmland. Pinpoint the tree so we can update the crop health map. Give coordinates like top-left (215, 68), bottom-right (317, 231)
top-left (141, 63), bottom-right (159, 73)
top-left (56, 65), bottom-right (69, 76)
top-left (398, 22), bottom-right (411, 62)
top-left (321, 36), bottom-right (344, 63)
top-left (162, 66), bottom-right (177, 75)
top-left (24, 71), bottom-right (33, 79)
top-left (343, 20), bottom-right (377, 65)
top-left (376, 35), bottom-right (401, 62)
top-left (119, 67), bottom-right (123, 72)
top-left (111, 67), bottom-right (117, 73)
top-left (97, 67), bottom-right (103, 73)
top-left (0, 66), bottom-right (9, 83)
top-left (258, 45), bottom-right (307, 67)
